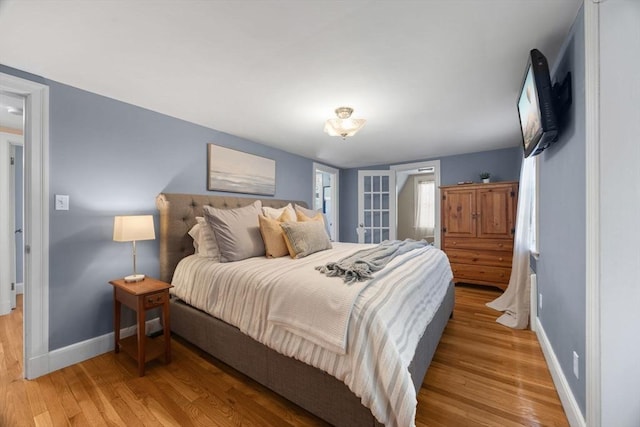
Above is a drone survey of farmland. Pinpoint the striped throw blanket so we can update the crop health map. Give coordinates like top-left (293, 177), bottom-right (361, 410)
top-left (316, 239), bottom-right (430, 284)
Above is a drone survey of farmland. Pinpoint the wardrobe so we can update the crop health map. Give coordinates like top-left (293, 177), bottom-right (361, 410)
top-left (440, 181), bottom-right (519, 290)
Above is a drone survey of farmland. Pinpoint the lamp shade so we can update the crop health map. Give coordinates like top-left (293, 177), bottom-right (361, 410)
top-left (113, 215), bottom-right (155, 242)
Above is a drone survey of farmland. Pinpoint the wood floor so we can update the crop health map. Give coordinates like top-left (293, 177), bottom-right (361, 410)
top-left (0, 286), bottom-right (568, 426)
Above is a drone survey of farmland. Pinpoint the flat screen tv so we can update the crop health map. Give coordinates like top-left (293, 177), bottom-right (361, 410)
top-left (517, 49), bottom-right (558, 157)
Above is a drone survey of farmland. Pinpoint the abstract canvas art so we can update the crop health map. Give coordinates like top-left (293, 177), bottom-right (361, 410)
top-left (207, 144), bottom-right (276, 195)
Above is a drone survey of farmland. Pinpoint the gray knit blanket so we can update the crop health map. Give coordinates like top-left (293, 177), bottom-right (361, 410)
top-left (316, 239), bottom-right (430, 284)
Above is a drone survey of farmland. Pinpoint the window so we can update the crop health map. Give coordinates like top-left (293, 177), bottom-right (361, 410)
top-left (527, 155), bottom-right (539, 255)
top-left (415, 179), bottom-right (436, 238)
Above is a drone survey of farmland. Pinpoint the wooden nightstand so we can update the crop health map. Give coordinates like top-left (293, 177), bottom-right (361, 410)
top-left (109, 277), bottom-right (173, 376)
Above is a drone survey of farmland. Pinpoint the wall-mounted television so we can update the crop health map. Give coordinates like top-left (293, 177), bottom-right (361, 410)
top-left (517, 49), bottom-right (559, 157)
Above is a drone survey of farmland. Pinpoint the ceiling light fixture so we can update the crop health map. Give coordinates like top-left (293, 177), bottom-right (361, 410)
top-left (324, 107), bottom-right (366, 139)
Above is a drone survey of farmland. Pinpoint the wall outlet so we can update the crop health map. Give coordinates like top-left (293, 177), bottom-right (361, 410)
top-left (539, 293), bottom-right (543, 310)
top-left (573, 351), bottom-right (579, 379)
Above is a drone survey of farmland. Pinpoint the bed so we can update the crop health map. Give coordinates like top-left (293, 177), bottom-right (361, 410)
top-left (156, 193), bottom-right (454, 427)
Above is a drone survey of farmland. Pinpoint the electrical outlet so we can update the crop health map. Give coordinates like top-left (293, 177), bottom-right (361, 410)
top-left (539, 293), bottom-right (543, 310)
top-left (573, 351), bottom-right (579, 379)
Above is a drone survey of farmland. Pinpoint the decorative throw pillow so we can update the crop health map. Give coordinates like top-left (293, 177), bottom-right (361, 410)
top-left (262, 203), bottom-right (296, 221)
top-left (203, 201), bottom-right (265, 262)
top-left (296, 209), bottom-right (324, 223)
top-left (258, 214), bottom-right (290, 258)
top-left (280, 220), bottom-right (333, 259)
top-left (295, 205), bottom-right (332, 240)
top-left (187, 217), bottom-right (220, 260)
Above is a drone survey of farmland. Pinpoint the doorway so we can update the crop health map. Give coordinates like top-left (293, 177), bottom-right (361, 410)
top-left (391, 160), bottom-right (441, 248)
top-left (1, 91), bottom-right (24, 314)
top-left (0, 72), bottom-right (50, 379)
top-left (313, 162), bottom-right (339, 241)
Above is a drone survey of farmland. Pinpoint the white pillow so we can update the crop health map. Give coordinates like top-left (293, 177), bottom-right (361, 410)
top-left (262, 203), bottom-right (296, 221)
top-left (187, 217), bottom-right (220, 260)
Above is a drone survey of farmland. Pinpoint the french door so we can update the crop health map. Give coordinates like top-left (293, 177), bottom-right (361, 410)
top-left (357, 170), bottom-right (396, 244)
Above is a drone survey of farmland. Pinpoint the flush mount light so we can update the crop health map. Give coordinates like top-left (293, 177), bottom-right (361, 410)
top-left (324, 107), bottom-right (366, 139)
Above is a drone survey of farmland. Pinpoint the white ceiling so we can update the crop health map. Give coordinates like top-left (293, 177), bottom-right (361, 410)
top-left (0, 0), bottom-right (582, 168)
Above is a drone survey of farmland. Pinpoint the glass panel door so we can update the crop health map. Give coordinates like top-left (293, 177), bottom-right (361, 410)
top-left (358, 170), bottom-right (396, 243)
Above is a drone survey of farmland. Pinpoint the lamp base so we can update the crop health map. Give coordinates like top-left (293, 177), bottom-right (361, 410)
top-left (124, 274), bottom-right (145, 283)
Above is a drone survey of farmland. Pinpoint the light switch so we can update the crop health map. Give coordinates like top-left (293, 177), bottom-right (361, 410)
top-left (55, 194), bottom-right (69, 211)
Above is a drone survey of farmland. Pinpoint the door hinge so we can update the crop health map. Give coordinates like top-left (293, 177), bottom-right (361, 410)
top-left (442, 194), bottom-right (446, 200)
top-left (510, 191), bottom-right (515, 197)
top-left (11, 283), bottom-right (15, 291)
top-left (10, 156), bottom-right (15, 165)
top-left (442, 227), bottom-right (447, 233)
top-left (511, 228), bottom-right (516, 234)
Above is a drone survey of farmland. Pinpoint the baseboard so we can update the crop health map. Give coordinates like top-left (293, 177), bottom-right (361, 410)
top-left (536, 318), bottom-right (586, 427)
top-left (0, 299), bottom-right (10, 316)
top-left (16, 282), bottom-right (24, 294)
top-left (48, 317), bottom-right (163, 374)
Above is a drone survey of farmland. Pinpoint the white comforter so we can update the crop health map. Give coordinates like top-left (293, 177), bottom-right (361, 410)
top-left (171, 242), bottom-right (452, 427)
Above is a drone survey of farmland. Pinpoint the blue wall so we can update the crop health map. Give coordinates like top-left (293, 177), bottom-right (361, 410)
top-left (339, 146), bottom-right (522, 242)
top-left (1, 64), bottom-right (314, 351)
top-left (536, 8), bottom-right (586, 415)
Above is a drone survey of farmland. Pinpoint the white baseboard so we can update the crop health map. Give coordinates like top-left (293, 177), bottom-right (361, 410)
top-left (530, 273), bottom-right (537, 332)
top-left (47, 318), bottom-right (163, 374)
top-left (536, 318), bottom-right (586, 427)
top-left (16, 282), bottom-right (24, 294)
top-left (0, 299), bottom-right (10, 316)
top-left (25, 352), bottom-right (50, 379)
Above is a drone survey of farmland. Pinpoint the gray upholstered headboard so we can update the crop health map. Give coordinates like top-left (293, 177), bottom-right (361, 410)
top-left (155, 193), bottom-right (308, 283)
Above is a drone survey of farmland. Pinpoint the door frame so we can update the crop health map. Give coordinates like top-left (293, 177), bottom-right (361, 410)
top-left (312, 162), bottom-right (339, 241)
top-left (390, 160), bottom-right (441, 248)
top-left (0, 72), bottom-right (50, 379)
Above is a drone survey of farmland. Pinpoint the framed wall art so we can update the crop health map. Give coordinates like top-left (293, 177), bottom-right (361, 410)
top-left (207, 144), bottom-right (276, 195)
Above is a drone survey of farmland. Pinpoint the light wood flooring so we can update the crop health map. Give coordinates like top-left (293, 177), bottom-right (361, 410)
top-left (0, 286), bottom-right (568, 426)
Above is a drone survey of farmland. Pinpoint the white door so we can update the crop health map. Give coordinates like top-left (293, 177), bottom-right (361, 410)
top-left (9, 144), bottom-right (18, 309)
top-left (313, 162), bottom-right (340, 241)
top-left (0, 134), bottom-right (12, 314)
top-left (357, 170), bottom-right (396, 243)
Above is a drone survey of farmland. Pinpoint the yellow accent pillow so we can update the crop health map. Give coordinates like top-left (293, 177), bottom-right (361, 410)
top-left (262, 203), bottom-right (296, 221)
top-left (258, 210), bottom-right (295, 258)
top-left (296, 210), bottom-right (325, 224)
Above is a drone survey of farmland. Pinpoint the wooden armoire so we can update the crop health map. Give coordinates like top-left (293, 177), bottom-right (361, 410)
top-left (440, 181), bottom-right (519, 290)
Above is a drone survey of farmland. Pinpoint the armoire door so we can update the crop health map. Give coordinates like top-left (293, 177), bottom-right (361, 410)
top-left (442, 189), bottom-right (476, 238)
top-left (476, 185), bottom-right (516, 239)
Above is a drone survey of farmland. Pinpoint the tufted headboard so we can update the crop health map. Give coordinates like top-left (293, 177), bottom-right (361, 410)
top-left (155, 193), bottom-right (308, 283)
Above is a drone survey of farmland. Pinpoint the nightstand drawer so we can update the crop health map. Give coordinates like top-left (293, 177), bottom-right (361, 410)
top-left (144, 291), bottom-right (168, 308)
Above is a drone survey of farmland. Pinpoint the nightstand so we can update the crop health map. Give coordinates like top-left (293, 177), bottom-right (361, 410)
top-left (109, 277), bottom-right (173, 376)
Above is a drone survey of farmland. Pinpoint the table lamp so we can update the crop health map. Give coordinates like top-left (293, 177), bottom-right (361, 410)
top-left (113, 215), bottom-right (156, 282)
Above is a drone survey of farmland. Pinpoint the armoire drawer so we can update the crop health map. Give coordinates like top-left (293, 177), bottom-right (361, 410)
top-left (445, 249), bottom-right (512, 268)
top-left (450, 263), bottom-right (511, 284)
top-left (444, 238), bottom-right (513, 252)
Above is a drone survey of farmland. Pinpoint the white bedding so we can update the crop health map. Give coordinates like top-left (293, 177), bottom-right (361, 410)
top-left (171, 242), bottom-right (452, 427)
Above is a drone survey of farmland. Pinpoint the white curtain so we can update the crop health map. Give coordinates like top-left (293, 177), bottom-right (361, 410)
top-left (414, 180), bottom-right (435, 240)
top-left (486, 156), bottom-right (535, 329)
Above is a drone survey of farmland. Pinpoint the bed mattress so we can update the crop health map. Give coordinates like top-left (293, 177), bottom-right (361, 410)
top-left (171, 242), bottom-right (453, 427)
